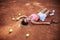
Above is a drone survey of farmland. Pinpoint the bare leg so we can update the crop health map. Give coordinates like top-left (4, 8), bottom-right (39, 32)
top-left (45, 10), bottom-right (50, 16)
top-left (40, 8), bottom-right (47, 13)
top-left (31, 20), bottom-right (50, 25)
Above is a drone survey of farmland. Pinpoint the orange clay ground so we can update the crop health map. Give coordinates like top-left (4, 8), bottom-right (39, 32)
top-left (0, 0), bottom-right (60, 40)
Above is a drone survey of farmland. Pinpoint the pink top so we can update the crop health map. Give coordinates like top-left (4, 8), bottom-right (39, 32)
top-left (29, 14), bottom-right (39, 21)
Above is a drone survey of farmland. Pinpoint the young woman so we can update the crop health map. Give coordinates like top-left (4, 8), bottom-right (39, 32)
top-left (16, 8), bottom-right (51, 25)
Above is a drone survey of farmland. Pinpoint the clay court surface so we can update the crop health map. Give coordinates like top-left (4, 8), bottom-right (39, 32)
top-left (0, 0), bottom-right (60, 40)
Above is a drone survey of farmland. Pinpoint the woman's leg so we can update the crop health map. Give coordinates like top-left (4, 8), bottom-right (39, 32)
top-left (45, 10), bottom-right (50, 16)
top-left (31, 20), bottom-right (50, 25)
top-left (40, 8), bottom-right (47, 13)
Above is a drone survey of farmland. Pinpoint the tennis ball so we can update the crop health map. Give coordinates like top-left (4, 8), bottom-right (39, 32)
top-left (11, 17), bottom-right (15, 21)
top-left (9, 28), bottom-right (13, 33)
top-left (25, 33), bottom-right (30, 37)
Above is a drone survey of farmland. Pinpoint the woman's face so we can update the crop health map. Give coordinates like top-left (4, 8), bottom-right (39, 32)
top-left (24, 18), bottom-right (30, 23)
top-left (24, 19), bottom-right (27, 22)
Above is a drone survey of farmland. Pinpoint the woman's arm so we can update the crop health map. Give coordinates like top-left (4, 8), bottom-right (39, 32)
top-left (16, 15), bottom-right (27, 21)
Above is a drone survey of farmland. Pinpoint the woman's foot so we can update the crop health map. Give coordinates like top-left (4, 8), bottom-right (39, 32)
top-left (51, 19), bottom-right (59, 24)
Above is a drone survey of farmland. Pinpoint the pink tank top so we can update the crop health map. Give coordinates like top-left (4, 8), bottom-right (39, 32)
top-left (29, 14), bottom-right (39, 21)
